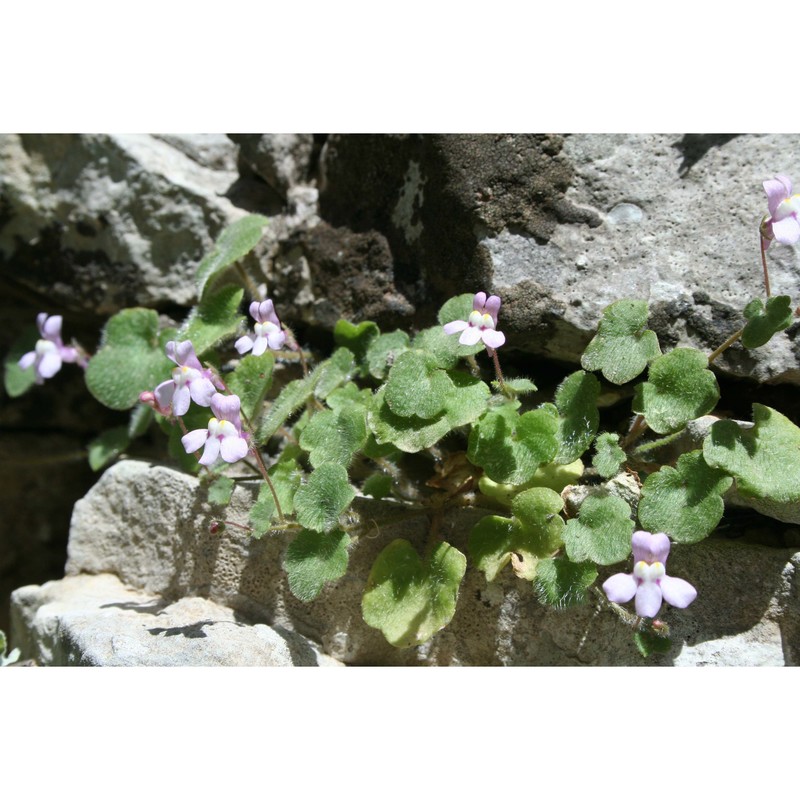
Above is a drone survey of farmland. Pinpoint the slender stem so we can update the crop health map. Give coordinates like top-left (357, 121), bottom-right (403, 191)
top-left (620, 414), bottom-right (648, 450)
top-left (282, 326), bottom-right (309, 378)
top-left (251, 445), bottom-right (284, 522)
top-left (760, 235), bottom-right (772, 299)
top-left (708, 328), bottom-right (744, 363)
top-left (487, 346), bottom-right (508, 395)
top-left (235, 263), bottom-right (264, 301)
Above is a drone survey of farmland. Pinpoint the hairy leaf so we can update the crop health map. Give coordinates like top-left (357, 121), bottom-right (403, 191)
top-left (563, 494), bottom-right (634, 565)
top-left (593, 432), bottom-right (626, 479)
top-left (362, 539), bottom-right (467, 648)
top-left (533, 558), bottom-right (598, 609)
top-left (581, 299), bottom-right (661, 384)
top-left (179, 285), bottom-right (244, 356)
top-left (88, 426), bottom-right (130, 471)
top-left (248, 458), bottom-right (302, 535)
top-left (741, 295), bottom-right (794, 349)
top-left (294, 463), bottom-right (355, 533)
top-left (300, 405), bottom-right (368, 468)
top-left (365, 330), bottom-right (411, 380)
top-left (226, 351), bottom-right (274, 422)
top-left (550, 370), bottom-right (600, 463)
top-left (283, 528), bottom-right (350, 602)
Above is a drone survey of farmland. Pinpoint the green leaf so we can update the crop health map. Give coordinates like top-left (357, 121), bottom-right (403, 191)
top-left (365, 330), bottom-right (411, 380)
top-left (638, 450), bottom-right (732, 544)
top-left (283, 528), bottom-right (350, 602)
top-left (741, 295), bottom-right (794, 349)
top-left (257, 373), bottom-right (318, 442)
top-left (632, 347), bottom-right (719, 434)
top-left (313, 347), bottom-right (356, 401)
top-left (226, 351), bottom-right (274, 421)
top-left (362, 540), bottom-right (467, 648)
top-left (634, 630), bottom-right (672, 658)
top-left (467, 404), bottom-right (559, 485)
top-left (533, 558), bottom-right (598, 609)
top-left (581, 299), bottom-right (661, 384)
top-left (326, 383), bottom-right (372, 411)
top-left (563, 494), bottom-right (634, 565)
top-left (437, 293), bottom-right (476, 326)
top-left (551, 370), bottom-right (600, 463)
top-left (703, 404), bottom-right (800, 522)
top-left (248, 458), bottom-right (302, 536)
top-left (369, 371), bottom-right (490, 453)
top-left (478, 459), bottom-right (584, 506)
top-left (363, 472), bottom-right (393, 499)
top-left (4, 325), bottom-right (38, 397)
top-left (88, 426), bottom-right (130, 471)
top-left (128, 403), bottom-right (154, 438)
top-left (86, 309), bottom-right (172, 410)
top-left (593, 432), bottom-right (626, 479)
top-left (179, 285), bottom-right (244, 356)
top-left (294, 463), bottom-right (356, 533)
top-left (196, 214), bottom-right (268, 298)
top-left (498, 377), bottom-right (538, 396)
top-left (299, 405), bottom-right (368, 468)
top-left (206, 475), bottom-right (235, 507)
top-left (469, 488), bottom-right (564, 581)
top-left (385, 350), bottom-right (452, 419)
top-left (414, 324), bottom-right (482, 370)
top-left (333, 319), bottom-right (380, 374)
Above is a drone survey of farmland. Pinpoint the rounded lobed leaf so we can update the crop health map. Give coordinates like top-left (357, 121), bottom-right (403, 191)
top-left (283, 528), bottom-right (350, 602)
top-left (180, 285), bottom-right (245, 356)
top-left (365, 330), bottom-right (411, 380)
top-left (226, 351), bottom-right (274, 422)
top-left (551, 369), bottom-right (601, 463)
top-left (384, 350), bottom-right (452, 419)
top-left (741, 295), bottom-right (794, 349)
top-left (333, 319), bottom-right (380, 375)
top-left (362, 539), bottom-right (467, 648)
top-left (299, 405), bottom-right (368, 468)
top-left (294, 463), bottom-right (356, 533)
top-left (533, 558), bottom-right (598, 609)
top-left (249, 458), bottom-right (302, 536)
top-left (637, 450), bottom-right (732, 544)
top-left (563, 494), bottom-right (634, 565)
top-left (86, 309), bottom-right (173, 410)
top-left (580, 299), bottom-right (661, 385)
top-left (632, 347), bottom-right (719, 435)
top-left (88, 426), bottom-right (131, 471)
top-left (592, 432), bottom-right (626, 479)
top-left (703, 404), bottom-right (800, 521)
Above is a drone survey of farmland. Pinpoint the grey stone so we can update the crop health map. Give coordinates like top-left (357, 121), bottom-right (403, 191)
top-left (0, 133), bottom-right (242, 314)
top-left (229, 134), bottom-right (315, 197)
top-left (47, 459), bottom-right (800, 665)
top-left (10, 573), bottom-right (341, 666)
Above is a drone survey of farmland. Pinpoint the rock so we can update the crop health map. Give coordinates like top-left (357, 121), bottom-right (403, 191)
top-left (23, 459), bottom-right (795, 666)
top-left (0, 134), bottom-right (242, 314)
top-left (10, 573), bottom-right (341, 666)
top-left (229, 134), bottom-right (316, 197)
top-left (316, 133), bottom-right (800, 386)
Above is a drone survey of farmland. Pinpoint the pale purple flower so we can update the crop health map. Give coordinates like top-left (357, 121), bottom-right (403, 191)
top-left (762, 175), bottom-right (800, 247)
top-left (235, 299), bottom-right (286, 356)
top-left (154, 340), bottom-right (221, 417)
top-left (181, 392), bottom-right (250, 467)
top-left (18, 313), bottom-right (81, 384)
top-left (602, 530), bottom-right (697, 618)
top-left (443, 291), bottom-right (506, 349)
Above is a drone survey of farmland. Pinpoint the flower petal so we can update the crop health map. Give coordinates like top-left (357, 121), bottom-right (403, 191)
top-left (649, 532), bottom-right (671, 565)
top-left (18, 351), bottom-right (36, 370)
top-left (771, 215), bottom-right (800, 245)
top-left (174, 340), bottom-right (200, 368)
top-left (220, 435), bottom-right (249, 463)
top-left (154, 380), bottom-right (176, 412)
top-left (59, 345), bottom-right (79, 364)
top-left (235, 335), bottom-right (254, 355)
top-left (481, 329), bottom-right (505, 349)
top-left (443, 319), bottom-right (469, 335)
top-left (764, 176), bottom-right (792, 217)
top-left (472, 292), bottom-right (487, 312)
top-left (42, 315), bottom-right (62, 340)
top-left (267, 330), bottom-right (287, 350)
top-left (602, 573), bottom-right (637, 604)
top-left (189, 377), bottom-right (216, 407)
top-left (172, 385), bottom-right (191, 417)
top-left (249, 301), bottom-right (262, 321)
top-left (459, 326), bottom-right (483, 346)
top-left (631, 530), bottom-right (654, 563)
top-left (635, 582), bottom-right (663, 618)
top-left (211, 393), bottom-right (241, 423)
top-left (660, 575), bottom-right (697, 609)
top-left (198, 436), bottom-right (221, 466)
top-left (181, 428), bottom-right (209, 454)
top-left (36, 313), bottom-right (48, 336)
top-left (484, 295), bottom-right (501, 322)
top-left (38, 351), bottom-right (62, 379)
top-left (252, 336), bottom-right (269, 356)
top-left (164, 341), bottom-right (178, 363)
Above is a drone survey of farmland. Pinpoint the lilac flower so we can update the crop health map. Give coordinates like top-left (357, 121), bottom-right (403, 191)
top-left (181, 392), bottom-right (249, 467)
top-left (235, 300), bottom-right (286, 356)
top-left (154, 341), bottom-right (221, 417)
top-left (443, 291), bottom-right (506, 349)
top-left (18, 313), bottom-right (81, 384)
top-left (761, 175), bottom-right (800, 247)
top-left (602, 530), bottom-right (697, 618)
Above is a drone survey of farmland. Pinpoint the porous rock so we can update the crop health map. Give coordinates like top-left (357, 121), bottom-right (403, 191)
top-left (0, 133), bottom-right (241, 314)
top-left (10, 573), bottom-right (341, 667)
top-left (15, 459), bottom-right (794, 666)
top-left (229, 134), bottom-right (315, 197)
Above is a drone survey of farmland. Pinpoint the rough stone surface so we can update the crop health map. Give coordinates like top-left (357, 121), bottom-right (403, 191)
top-left (43, 459), bottom-right (800, 666)
top-left (316, 133), bottom-right (800, 386)
top-left (229, 134), bottom-right (315, 197)
top-left (0, 133), bottom-right (242, 313)
top-left (10, 573), bottom-right (341, 666)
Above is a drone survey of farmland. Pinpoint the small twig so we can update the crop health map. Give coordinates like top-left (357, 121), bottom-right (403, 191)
top-left (487, 346), bottom-right (509, 396)
top-left (620, 414), bottom-right (648, 450)
top-left (708, 328), bottom-right (744, 364)
top-left (760, 235), bottom-right (772, 299)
